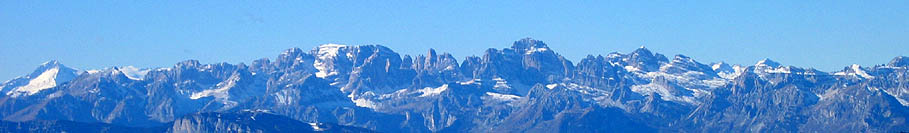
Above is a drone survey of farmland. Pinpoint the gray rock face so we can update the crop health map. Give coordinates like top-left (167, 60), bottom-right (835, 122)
top-left (1, 38), bottom-right (908, 132)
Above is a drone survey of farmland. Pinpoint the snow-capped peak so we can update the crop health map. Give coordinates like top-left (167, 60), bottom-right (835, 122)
top-left (850, 64), bottom-right (875, 79)
top-left (755, 58), bottom-right (781, 68)
top-left (712, 62), bottom-right (744, 79)
top-left (116, 66), bottom-right (151, 80)
top-left (711, 62), bottom-right (730, 71)
top-left (888, 56), bottom-right (909, 67)
top-left (834, 64), bottom-right (875, 79)
top-left (313, 43), bottom-right (349, 78)
top-left (7, 67), bottom-right (62, 97)
top-left (752, 59), bottom-right (792, 75)
top-left (629, 46), bottom-right (658, 59)
top-left (672, 55), bottom-right (696, 64)
top-left (5, 60), bottom-right (80, 98)
top-left (41, 60), bottom-right (61, 66)
top-left (418, 84), bottom-right (449, 97)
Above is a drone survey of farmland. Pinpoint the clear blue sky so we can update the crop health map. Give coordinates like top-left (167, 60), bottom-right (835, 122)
top-left (2, 1), bottom-right (908, 80)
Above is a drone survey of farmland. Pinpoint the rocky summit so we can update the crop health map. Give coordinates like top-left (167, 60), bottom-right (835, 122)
top-left (1, 38), bottom-right (908, 132)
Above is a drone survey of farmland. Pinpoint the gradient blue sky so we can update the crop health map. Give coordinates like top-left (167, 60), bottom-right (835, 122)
top-left (2, 1), bottom-right (908, 80)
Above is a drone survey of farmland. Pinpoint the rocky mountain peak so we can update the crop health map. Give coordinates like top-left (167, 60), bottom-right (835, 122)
top-left (40, 60), bottom-right (61, 67)
top-left (510, 38), bottom-right (550, 54)
top-left (888, 56), bottom-right (909, 67)
top-left (711, 62), bottom-right (733, 72)
top-left (176, 60), bottom-right (202, 68)
top-left (631, 46), bottom-right (653, 56)
top-left (624, 46), bottom-right (668, 72)
top-left (755, 58), bottom-right (781, 68)
top-left (279, 47), bottom-right (305, 57)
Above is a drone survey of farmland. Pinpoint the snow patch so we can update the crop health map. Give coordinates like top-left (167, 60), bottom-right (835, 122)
top-left (833, 64), bottom-right (876, 79)
top-left (485, 92), bottom-right (520, 101)
top-left (118, 66), bottom-right (150, 80)
top-left (189, 75), bottom-right (240, 108)
top-left (352, 98), bottom-right (377, 109)
top-left (624, 66), bottom-right (641, 72)
top-left (155, 67), bottom-right (173, 71)
top-left (418, 84), bottom-right (449, 97)
top-left (241, 109), bottom-right (272, 113)
top-left (851, 64), bottom-right (875, 79)
top-left (717, 65), bottom-right (745, 79)
top-left (458, 79), bottom-right (480, 85)
top-left (631, 83), bottom-right (699, 105)
top-left (85, 70), bottom-right (101, 74)
top-left (545, 84), bottom-right (559, 89)
top-left (711, 63), bottom-right (723, 70)
top-left (606, 53), bottom-right (622, 58)
top-left (525, 47), bottom-right (549, 54)
top-left (764, 67), bottom-right (791, 74)
top-left (309, 123), bottom-right (325, 131)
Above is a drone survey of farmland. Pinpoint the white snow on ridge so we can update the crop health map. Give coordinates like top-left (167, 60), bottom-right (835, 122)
top-left (525, 47), bottom-right (549, 54)
top-left (631, 83), bottom-right (699, 105)
top-left (485, 92), bottom-right (520, 101)
top-left (418, 84), bottom-right (449, 97)
top-left (7, 68), bottom-right (61, 97)
top-left (718, 65), bottom-right (745, 79)
top-left (851, 64), bottom-right (874, 79)
top-left (606, 53), bottom-right (622, 58)
top-left (883, 89), bottom-right (909, 106)
top-left (317, 44), bottom-right (346, 58)
top-left (712, 63), bottom-right (745, 79)
top-left (764, 67), bottom-right (791, 74)
top-left (348, 92), bottom-right (379, 109)
top-left (753, 59), bottom-right (791, 74)
top-left (833, 64), bottom-right (876, 79)
top-left (85, 70), bottom-right (101, 74)
top-left (118, 66), bottom-right (150, 80)
top-left (711, 63), bottom-right (723, 71)
top-left (190, 74), bottom-right (240, 108)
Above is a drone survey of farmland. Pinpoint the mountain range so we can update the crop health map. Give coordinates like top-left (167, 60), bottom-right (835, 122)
top-left (1, 38), bottom-right (908, 132)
